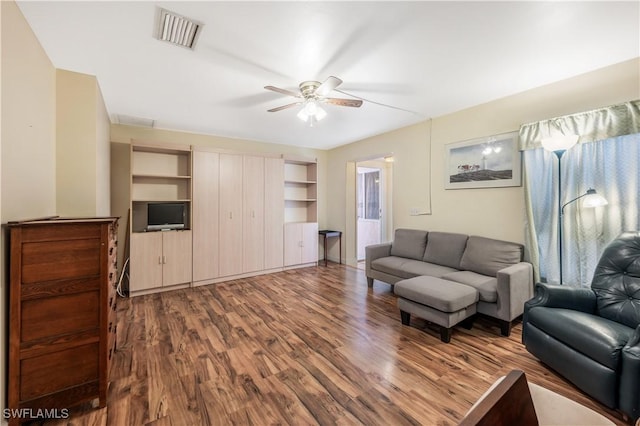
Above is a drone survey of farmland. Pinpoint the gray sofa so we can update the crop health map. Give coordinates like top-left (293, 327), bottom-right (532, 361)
top-left (366, 229), bottom-right (534, 336)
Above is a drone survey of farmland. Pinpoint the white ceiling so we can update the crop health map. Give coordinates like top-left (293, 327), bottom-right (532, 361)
top-left (17, 1), bottom-right (640, 150)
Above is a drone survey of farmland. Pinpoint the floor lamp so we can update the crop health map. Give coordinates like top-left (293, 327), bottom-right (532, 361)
top-left (559, 188), bottom-right (608, 283)
top-left (541, 135), bottom-right (579, 284)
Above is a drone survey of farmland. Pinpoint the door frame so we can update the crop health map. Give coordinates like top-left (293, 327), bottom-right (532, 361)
top-left (346, 154), bottom-right (393, 267)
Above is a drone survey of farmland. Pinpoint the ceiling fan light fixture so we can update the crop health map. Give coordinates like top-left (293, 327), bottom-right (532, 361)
top-left (297, 100), bottom-right (326, 123)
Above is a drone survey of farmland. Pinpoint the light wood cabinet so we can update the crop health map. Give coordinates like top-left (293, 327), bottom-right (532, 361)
top-left (219, 153), bottom-right (244, 277)
top-left (130, 230), bottom-right (192, 295)
top-left (129, 141), bottom-right (193, 296)
top-left (243, 155), bottom-right (265, 273)
top-left (8, 218), bottom-right (118, 421)
top-left (284, 222), bottom-right (318, 267)
top-left (264, 157), bottom-right (285, 269)
top-left (192, 149), bottom-right (219, 283)
top-left (284, 157), bottom-right (318, 268)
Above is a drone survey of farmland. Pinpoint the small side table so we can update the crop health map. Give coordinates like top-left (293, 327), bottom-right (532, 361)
top-left (319, 230), bottom-right (342, 267)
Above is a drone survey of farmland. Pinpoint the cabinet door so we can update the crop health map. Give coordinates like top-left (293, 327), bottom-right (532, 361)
top-left (130, 232), bottom-right (163, 292)
top-left (243, 155), bottom-right (265, 273)
top-left (264, 158), bottom-right (284, 269)
top-left (219, 154), bottom-right (243, 276)
top-left (284, 223), bottom-right (301, 267)
top-left (192, 151), bottom-right (219, 282)
top-left (162, 231), bottom-right (193, 286)
top-left (301, 222), bottom-right (319, 264)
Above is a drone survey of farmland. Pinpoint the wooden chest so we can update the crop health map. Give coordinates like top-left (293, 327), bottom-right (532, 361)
top-left (8, 217), bottom-right (118, 422)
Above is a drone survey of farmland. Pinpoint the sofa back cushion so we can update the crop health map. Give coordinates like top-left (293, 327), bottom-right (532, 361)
top-left (460, 236), bottom-right (524, 277)
top-left (390, 229), bottom-right (428, 261)
top-left (423, 231), bottom-right (468, 269)
top-left (592, 231), bottom-right (640, 328)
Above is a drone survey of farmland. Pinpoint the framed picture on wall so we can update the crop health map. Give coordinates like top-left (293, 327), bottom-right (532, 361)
top-left (444, 131), bottom-right (521, 189)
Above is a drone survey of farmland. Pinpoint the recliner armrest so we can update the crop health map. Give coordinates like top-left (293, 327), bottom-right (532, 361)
top-left (621, 325), bottom-right (640, 420)
top-left (524, 283), bottom-right (597, 315)
top-left (365, 243), bottom-right (392, 275)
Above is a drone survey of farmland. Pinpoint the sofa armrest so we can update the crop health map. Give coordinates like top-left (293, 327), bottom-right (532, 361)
top-left (621, 325), bottom-right (640, 420)
top-left (365, 243), bottom-right (392, 274)
top-left (524, 283), bottom-right (597, 315)
top-left (495, 262), bottom-right (534, 322)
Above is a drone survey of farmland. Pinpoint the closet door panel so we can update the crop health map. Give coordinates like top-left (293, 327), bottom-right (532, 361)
top-left (243, 156), bottom-right (265, 273)
top-left (301, 222), bottom-right (319, 264)
top-left (264, 158), bottom-right (284, 269)
top-left (219, 154), bottom-right (243, 277)
top-left (162, 231), bottom-right (193, 286)
top-left (130, 232), bottom-right (163, 291)
top-left (192, 151), bottom-right (219, 282)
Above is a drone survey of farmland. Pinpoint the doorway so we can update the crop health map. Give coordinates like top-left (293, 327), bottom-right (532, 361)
top-left (356, 158), bottom-right (392, 265)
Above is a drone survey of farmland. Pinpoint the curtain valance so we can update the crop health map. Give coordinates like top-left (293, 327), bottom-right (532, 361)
top-left (519, 100), bottom-right (640, 150)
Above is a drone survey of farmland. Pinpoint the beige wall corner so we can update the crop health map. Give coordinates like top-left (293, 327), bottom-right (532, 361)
top-left (1, 0), bottom-right (57, 422)
top-left (56, 69), bottom-right (110, 217)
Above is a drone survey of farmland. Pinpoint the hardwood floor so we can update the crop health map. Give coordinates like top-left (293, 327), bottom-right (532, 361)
top-left (44, 264), bottom-right (626, 425)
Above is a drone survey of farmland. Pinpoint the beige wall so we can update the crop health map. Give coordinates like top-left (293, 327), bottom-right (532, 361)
top-left (96, 85), bottom-right (111, 215)
top-left (1, 0), bottom-right (57, 420)
top-left (56, 69), bottom-right (110, 216)
top-left (328, 121), bottom-right (431, 265)
top-left (110, 125), bottom-right (327, 268)
top-left (327, 58), bottom-right (640, 266)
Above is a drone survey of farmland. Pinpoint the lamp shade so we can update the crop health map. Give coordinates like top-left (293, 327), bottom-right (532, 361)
top-left (582, 188), bottom-right (608, 208)
top-left (297, 100), bottom-right (326, 123)
top-left (541, 135), bottom-right (579, 152)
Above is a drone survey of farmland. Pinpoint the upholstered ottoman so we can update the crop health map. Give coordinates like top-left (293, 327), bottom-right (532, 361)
top-left (395, 276), bottom-right (479, 343)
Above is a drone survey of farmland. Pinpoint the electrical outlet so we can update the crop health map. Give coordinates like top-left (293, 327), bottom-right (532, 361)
top-left (410, 208), bottom-right (420, 216)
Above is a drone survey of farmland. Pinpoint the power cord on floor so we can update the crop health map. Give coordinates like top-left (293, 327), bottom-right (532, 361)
top-left (116, 257), bottom-right (130, 298)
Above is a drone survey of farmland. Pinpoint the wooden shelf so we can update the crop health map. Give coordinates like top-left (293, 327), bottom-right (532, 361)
top-left (133, 174), bottom-right (191, 180)
top-left (285, 179), bottom-right (317, 184)
top-left (284, 159), bottom-right (317, 224)
top-left (132, 199), bottom-right (192, 203)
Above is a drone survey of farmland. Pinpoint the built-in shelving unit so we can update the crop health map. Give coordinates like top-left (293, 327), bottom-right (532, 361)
top-left (284, 157), bottom-right (318, 267)
top-left (284, 158), bottom-right (317, 224)
top-left (130, 142), bottom-right (192, 233)
top-left (129, 141), bottom-right (193, 296)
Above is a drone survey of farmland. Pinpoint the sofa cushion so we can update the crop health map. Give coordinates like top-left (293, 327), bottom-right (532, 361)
top-left (402, 260), bottom-right (459, 278)
top-left (423, 231), bottom-right (468, 269)
top-left (441, 270), bottom-right (497, 302)
top-left (394, 276), bottom-right (478, 313)
top-left (390, 229), bottom-right (428, 261)
top-left (460, 236), bottom-right (523, 277)
top-left (527, 307), bottom-right (633, 370)
top-left (371, 256), bottom-right (414, 279)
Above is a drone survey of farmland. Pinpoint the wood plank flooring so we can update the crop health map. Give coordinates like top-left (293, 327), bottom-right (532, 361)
top-left (44, 264), bottom-right (626, 425)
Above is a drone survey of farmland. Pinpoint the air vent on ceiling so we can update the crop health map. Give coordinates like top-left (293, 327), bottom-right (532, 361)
top-left (115, 114), bottom-right (155, 128)
top-left (156, 8), bottom-right (202, 50)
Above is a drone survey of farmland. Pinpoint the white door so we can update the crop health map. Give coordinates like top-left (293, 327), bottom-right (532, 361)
top-left (356, 166), bottom-right (382, 261)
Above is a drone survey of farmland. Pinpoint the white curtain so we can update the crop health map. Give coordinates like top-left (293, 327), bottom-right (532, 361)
top-left (520, 100), bottom-right (640, 287)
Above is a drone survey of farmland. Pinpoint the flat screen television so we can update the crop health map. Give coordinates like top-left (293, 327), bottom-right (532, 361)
top-left (147, 202), bottom-right (186, 231)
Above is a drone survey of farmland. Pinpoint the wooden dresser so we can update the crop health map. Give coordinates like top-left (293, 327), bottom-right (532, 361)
top-left (8, 217), bottom-right (118, 421)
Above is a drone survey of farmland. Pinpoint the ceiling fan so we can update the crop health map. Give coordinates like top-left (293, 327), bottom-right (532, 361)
top-left (264, 76), bottom-right (362, 124)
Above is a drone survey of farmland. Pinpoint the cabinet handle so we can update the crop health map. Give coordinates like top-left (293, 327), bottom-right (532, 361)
top-left (229, 212), bottom-right (233, 219)
top-left (252, 210), bottom-right (255, 218)
top-left (158, 256), bottom-right (162, 264)
top-left (163, 256), bottom-right (167, 264)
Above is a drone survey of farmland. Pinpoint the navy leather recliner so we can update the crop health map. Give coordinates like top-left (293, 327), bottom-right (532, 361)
top-left (523, 231), bottom-right (640, 420)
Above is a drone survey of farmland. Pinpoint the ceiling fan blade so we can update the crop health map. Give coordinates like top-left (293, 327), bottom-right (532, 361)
top-left (264, 85), bottom-right (301, 98)
top-left (267, 102), bottom-right (301, 112)
top-left (325, 98), bottom-right (363, 108)
top-left (315, 76), bottom-right (342, 97)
